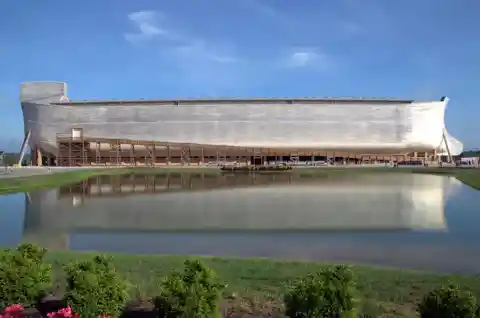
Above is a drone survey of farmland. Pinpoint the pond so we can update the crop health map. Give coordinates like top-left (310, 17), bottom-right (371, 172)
top-left (1, 172), bottom-right (480, 274)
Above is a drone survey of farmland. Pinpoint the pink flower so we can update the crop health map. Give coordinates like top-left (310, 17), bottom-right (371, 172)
top-left (57, 307), bottom-right (72, 316)
top-left (46, 306), bottom-right (77, 318)
top-left (1, 305), bottom-right (111, 318)
top-left (4, 305), bottom-right (24, 314)
top-left (0, 304), bottom-right (25, 318)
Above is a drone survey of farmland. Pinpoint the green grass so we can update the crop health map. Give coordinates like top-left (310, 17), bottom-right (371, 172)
top-left (1, 166), bottom-right (480, 194)
top-left (0, 169), bottom-right (122, 194)
top-left (434, 168), bottom-right (480, 190)
top-left (45, 251), bottom-right (480, 317)
top-left (0, 167), bottom-right (219, 194)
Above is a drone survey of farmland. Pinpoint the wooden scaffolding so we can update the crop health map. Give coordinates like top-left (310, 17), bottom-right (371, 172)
top-left (54, 129), bottom-right (439, 167)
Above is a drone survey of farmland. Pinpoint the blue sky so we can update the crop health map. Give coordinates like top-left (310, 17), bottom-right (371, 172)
top-left (1, 0), bottom-right (479, 150)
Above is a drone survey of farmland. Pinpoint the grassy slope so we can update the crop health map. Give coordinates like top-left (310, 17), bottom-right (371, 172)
top-left (47, 252), bottom-right (480, 317)
top-left (1, 166), bottom-right (479, 194)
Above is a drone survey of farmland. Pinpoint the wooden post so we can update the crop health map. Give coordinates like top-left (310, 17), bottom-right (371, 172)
top-left (130, 144), bottom-right (135, 166)
top-left (152, 144), bottom-right (156, 166)
top-left (167, 145), bottom-right (171, 165)
top-left (36, 148), bottom-right (42, 167)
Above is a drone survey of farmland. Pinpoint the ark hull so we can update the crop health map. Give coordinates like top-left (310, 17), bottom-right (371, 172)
top-left (20, 82), bottom-right (463, 157)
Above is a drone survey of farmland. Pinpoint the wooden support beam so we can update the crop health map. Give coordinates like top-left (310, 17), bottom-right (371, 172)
top-left (130, 144), bottom-right (135, 166)
top-left (152, 144), bottom-right (156, 166)
top-left (54, 134), bottom-right (443, 167)
top-left (167, 145), bottom-right (171, 165)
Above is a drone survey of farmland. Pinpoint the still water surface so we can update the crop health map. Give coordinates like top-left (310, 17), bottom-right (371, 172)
top-left (1, 172), bottom-right (479, 273)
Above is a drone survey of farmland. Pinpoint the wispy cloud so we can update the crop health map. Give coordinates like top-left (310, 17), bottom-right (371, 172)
top-left (240, 0), bottom-right (372, 38)
top-left (172, 42), bottom-right (239, 64)
top-left (342, 0), bottom-right (389, 34)
top-left (124, 11), bottom-right (168, 43)
top-left (124, 10), bottom-right (238, 64)
top-left (242, 0), bottom-right (286, 20)
top-left (124, 10), bottom-right (243, 92)
top-left (289, 51), bottom-right (316, 67)
top-left (238, 0), bottom-right (296, 27)
top-left (285, 48), bottom-right (332, 70)
top-left (123, 9), bottom-right (336, 92)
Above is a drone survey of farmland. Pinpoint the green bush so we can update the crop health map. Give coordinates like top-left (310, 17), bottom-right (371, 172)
top-left (16, 243), bottom-right (47, 263)
top-left (0, 243), bottom-right (51, 308)
top-left (284, 265), bottom-right (357, 318)
top-left (155, 259), bottom-right (224, 318)
top-left (418, 283), bottom-right (478, 318)
top-left (64, 255), bottom-right (129, 317)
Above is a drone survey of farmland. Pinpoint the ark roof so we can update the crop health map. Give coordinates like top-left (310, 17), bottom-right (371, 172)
top-left (53, 96), bottom-right (419, 106)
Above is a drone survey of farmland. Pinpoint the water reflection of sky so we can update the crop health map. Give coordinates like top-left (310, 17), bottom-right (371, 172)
top-left (1, 173), bottom-right (480, 274)
top-left (0, 193), bottom-right (25, 246)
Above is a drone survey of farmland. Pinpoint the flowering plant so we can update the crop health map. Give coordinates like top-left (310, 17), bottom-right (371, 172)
top-left (0, 305), bottom-right (110, 318)
top-left (0, 304), bottom-right (24, 318)
top-left (46, 306), bottom-right (79, 318)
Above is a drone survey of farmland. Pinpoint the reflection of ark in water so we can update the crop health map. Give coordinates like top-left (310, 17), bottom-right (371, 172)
top-left (21, 82), bottom-right (463, 163)
top-left (21, 174), bottom-right (462, 250)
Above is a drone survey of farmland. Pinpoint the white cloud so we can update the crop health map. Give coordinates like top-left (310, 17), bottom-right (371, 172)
top-left (124, 10), bottom-right (243, 92)
top-left (239, 0), bottom-right (295, 28)
top-left (289, 51), bottom-right (316, 67)
top-left (242, 0), bottom-right (286, 21)
top-left (172, 41), bottom-right (238, 64)
top-left (124, 11), bottom-right (168, 43)
top-left (124, 10), bottom-right (238, 64)
top-left (286, 49), bottom-right (331, 69)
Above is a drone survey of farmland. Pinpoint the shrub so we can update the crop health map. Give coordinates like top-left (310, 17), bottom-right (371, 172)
top-left (418, 283), bottom-right (478, 318)
top-left (16, 244), bottom-right (47, 263)
top-left (0, 244), bottom-right (52, 309)
top-left (284, 265), bottom-right (357, 318)
top-left (155, 259), bottom-right (224, 318)
top-left (64, 255), bottom-right (129, 318)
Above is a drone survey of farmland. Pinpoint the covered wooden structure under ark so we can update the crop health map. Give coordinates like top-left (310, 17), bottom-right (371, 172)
top-left (47, 128), bottom-right (441, 167)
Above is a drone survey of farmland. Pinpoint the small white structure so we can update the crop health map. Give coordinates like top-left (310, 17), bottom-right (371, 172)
top-left (71, 128), bottom-right (83, 140)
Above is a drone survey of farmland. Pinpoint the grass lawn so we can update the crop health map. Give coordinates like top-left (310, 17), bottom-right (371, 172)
top-left (0, 167), bottom-right (217, 194)
top-left (46, 251), bottom-right (480, 317)
top-left (0, 169), bottom-right (122, 194)
top-left (1, 166), bottom-right (479, 195)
